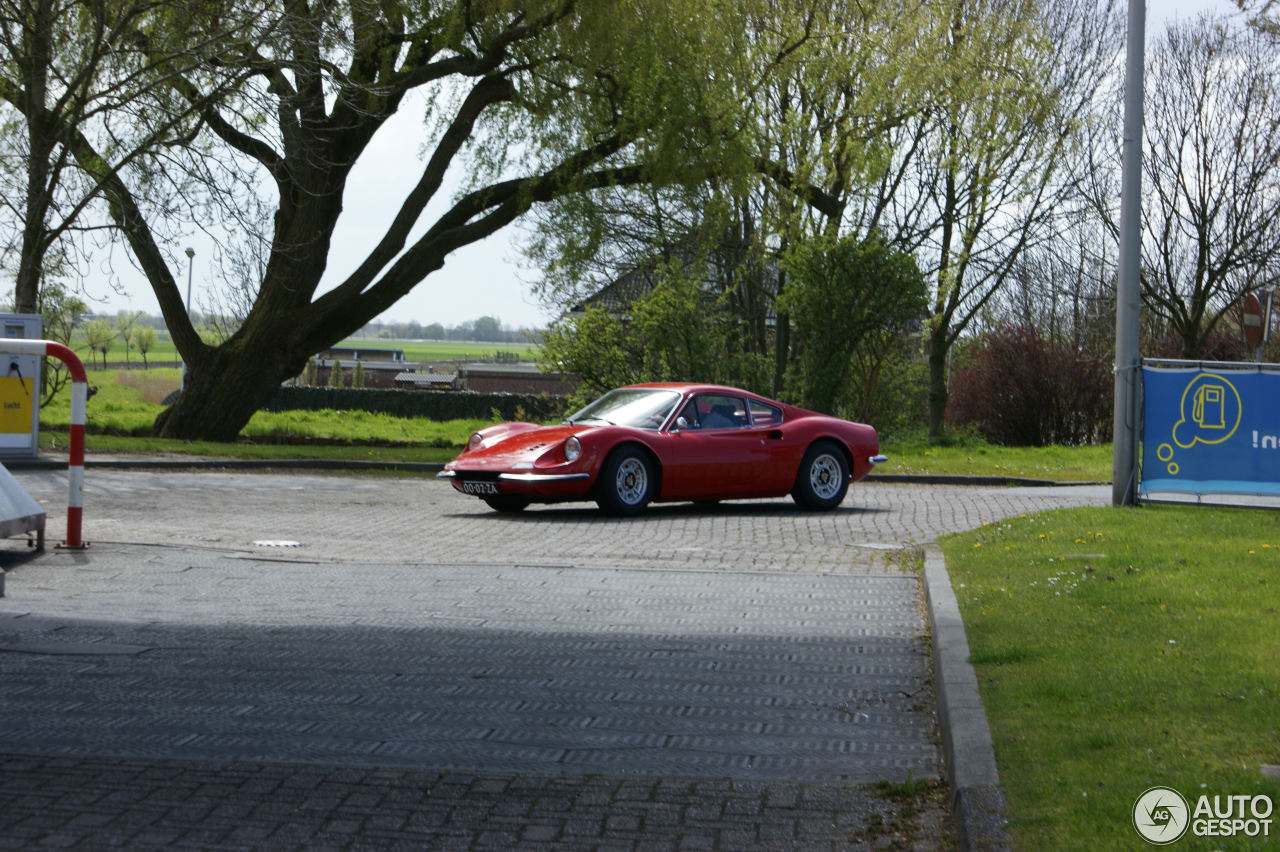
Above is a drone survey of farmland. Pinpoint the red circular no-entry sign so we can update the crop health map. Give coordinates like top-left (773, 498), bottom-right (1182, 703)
top-left (1244, 292), bottom-right (1265, 348)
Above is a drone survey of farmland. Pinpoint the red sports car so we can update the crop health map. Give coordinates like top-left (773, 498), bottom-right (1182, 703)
top-left (439, 383), bottom-right (886, 515)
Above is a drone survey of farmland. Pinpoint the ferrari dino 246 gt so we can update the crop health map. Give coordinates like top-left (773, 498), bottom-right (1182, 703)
top-left (439, 383), bottom-right (886, 515)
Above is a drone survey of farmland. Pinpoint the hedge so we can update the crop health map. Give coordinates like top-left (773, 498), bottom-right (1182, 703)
top-left (264, 386), bottom-right (569, 422)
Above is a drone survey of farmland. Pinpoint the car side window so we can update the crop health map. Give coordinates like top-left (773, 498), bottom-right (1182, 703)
top-left (691, 394), bottom-right (748, 430)
top-left (748, 399), bottom-right (782, 427)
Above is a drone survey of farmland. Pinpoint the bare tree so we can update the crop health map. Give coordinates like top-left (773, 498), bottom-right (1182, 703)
top-left (1141, 16), bottom-right (1280, 357)
top-left (901, 0), bottom-right (1122, 436)
top-left (1088, 15), bottom-right (1280, 358)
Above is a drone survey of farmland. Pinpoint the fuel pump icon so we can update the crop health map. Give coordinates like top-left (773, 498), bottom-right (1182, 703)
top-left (1191, 384), bottom-right (1226, 430)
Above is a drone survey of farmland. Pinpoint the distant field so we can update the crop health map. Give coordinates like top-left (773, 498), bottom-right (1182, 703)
top-left (66, 329), bottom-right (540, 368)
top-left (353, 338), bottom-right (540, 363)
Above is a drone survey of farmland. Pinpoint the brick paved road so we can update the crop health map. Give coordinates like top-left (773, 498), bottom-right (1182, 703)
top-left (0, 471), bottom-right (1108, 849)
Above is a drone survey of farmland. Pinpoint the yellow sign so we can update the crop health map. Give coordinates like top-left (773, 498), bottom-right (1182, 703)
top-left (0, 376), bottom-right (34, 433)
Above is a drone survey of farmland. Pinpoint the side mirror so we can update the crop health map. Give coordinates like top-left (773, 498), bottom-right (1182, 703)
top-left (674, 416), bottom-right (690, 432)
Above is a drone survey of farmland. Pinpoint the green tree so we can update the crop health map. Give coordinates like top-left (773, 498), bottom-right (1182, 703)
top-left (540, 265), bottom-right (765, 399)
top-left (40, 0), bottom-right (780, 441)
top-left (472, 316), bottom-right (503, 342)
top-left (134, 325), bottom-right (156, 369)
top-left (327, 359), bottom-right (344, 388)
top-left (82, 317), bottom-right (113, 368)
top-left (779, 232), bottom-right (927, 416)
top-left (351, 359), bottom-right (365, 389)
top-left (540, 306), bottom-right (636, 397)
top-left (115, 309), bottom-right (142, 363)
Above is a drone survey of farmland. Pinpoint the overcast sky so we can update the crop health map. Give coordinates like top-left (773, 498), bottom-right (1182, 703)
top-left (84, 0), bottom-right (1234, 333)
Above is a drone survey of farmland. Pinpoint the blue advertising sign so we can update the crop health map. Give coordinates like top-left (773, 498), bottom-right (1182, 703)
top-left (1141, 366), bottom-right (1280, 496)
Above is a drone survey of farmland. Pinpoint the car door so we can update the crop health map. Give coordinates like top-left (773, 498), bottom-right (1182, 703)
top-left (657, 393), bottom-right (776, 499)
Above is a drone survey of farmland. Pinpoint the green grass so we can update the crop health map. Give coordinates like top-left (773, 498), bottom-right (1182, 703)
top-left (941, 506), bottom-right (1280, 850)
top-left (341, 337), bottom-right (540, 362)
top-left (39, 368), bottom-right (483, 459)
top-left (881, 434), bottom-right (1112, 482)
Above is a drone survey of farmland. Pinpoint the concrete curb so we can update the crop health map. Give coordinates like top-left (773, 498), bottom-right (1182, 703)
top-left (920, 543), bottom-right (1012, 851)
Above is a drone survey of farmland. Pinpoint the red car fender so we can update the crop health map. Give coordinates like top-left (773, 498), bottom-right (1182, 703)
top-left (574, 432), bottom-right (664, 490)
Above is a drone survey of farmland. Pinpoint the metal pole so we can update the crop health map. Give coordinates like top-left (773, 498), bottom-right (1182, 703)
top-left (1112, 0), bottom-right (1145, 506)
top-left (181, 246), bottom-right (194, 391)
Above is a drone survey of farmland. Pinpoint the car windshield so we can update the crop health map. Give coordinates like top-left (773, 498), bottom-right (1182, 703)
top-left (565, 388), bottom-right (682, 431)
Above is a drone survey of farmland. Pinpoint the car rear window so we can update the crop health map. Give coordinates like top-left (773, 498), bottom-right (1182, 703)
top-left (749, 399), bottom-right (782, 426)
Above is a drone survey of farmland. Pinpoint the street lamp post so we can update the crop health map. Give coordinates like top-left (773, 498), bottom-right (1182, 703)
top-left (1112, 0), bottom-right (1145, 506)
top-left (180, 247), bottom-right (194, 391)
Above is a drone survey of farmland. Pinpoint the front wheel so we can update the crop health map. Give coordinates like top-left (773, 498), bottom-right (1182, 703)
top-left (791, 441), bottom-right (850, 510)
top-left (595, 447), bottom-right (655, 516)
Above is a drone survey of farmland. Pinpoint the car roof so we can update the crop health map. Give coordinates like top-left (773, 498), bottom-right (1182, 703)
top-left (625, 382), bottom-right (759, 397)
top-left (620, 382), bottom-right (825, 421)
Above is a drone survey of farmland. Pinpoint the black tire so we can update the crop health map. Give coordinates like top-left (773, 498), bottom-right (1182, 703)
top-left (484, 495), bottom-right (530, 513)
top-left (594, 446), bottom-right (656, 516)
top-left (791, 440), bottom-right (850, 510)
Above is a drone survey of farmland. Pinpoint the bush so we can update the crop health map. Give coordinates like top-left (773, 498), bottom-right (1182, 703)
top-left (265, 387), bottom-right (568, 422)
top-left (946, 325), bottom-right (1111, 446)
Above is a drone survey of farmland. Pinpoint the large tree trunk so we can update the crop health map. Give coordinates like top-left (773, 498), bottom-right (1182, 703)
top-left (14, 0), bottom-right (53, 315)
top-left (153, 316), bottom-right (312, 441)
top-left (927, 324), bottom-right (950, 438)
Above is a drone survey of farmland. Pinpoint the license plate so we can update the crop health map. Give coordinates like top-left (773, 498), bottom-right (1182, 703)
top-left (461, 480), bottom-right (499, 496)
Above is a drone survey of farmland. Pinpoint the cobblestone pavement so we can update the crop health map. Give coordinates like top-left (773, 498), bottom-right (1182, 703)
top-left (0, 471), bottom-right (1109, 849)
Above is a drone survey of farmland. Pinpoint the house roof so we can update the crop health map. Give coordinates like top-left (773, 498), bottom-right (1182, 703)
top-left (394, 371), bottom-right (457, 385)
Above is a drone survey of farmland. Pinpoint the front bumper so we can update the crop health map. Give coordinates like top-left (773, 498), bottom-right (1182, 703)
top-left (437, 469), bottom-right (593, 500)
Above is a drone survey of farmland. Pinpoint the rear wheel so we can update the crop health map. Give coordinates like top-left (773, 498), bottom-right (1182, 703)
top-left (791, 440), bottom-right (850, 510)
top-left (484, 495), bottom-right (530, 513)
top-left (595, 447), bottom-right (655, 516)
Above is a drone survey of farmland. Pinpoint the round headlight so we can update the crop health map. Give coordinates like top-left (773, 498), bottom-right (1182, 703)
top-left (564, 436), bottom-right (582, 462)
top-left (467, 433), bottom-right (483, 452)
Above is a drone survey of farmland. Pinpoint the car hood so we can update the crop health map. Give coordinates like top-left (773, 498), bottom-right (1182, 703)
top-left (450, 423), bottom-right (592, 469)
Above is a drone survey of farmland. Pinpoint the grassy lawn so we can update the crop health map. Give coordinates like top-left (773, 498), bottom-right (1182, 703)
top-left (39, 369), bottom-right (480, 461)
top-left (338, 337), bottom-right (540, 362)
top-left (942, 506), bottom-right (1280, 850)
top-left (880, 434), bottom-right (1112, 482)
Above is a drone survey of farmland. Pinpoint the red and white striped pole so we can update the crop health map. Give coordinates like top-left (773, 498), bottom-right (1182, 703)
top-left (0, 339), bottom-right (89, 549)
